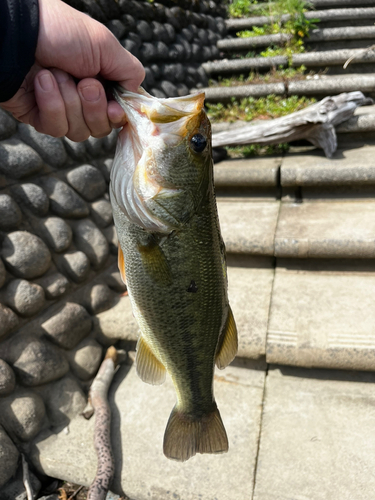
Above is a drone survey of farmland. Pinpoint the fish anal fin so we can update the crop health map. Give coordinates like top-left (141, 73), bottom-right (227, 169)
top-left (163, 404), bottom-right (228, 462)
top-left (136, 336), bottom-right (166, 385)
top-left (118, 246), bottom-right (127, 285)
top-left (216, 306), bottom-right (238, 370)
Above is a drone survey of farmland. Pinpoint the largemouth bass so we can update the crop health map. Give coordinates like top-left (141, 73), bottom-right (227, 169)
top-left (110, 86), bottom-right (238, 462)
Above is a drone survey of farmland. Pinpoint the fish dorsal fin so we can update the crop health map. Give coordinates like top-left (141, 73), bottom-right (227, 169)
top-left (136, 336), bottom-right (166, 385)
top-left (118, 246), bottom-right (126, 284)
top-left (216, 307), bottom-right (238, 370)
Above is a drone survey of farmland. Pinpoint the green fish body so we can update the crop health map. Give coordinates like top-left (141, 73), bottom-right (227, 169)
top-left (110, 87), bottom-right (238, 462)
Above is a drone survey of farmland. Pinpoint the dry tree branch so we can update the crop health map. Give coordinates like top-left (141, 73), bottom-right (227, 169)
top-left (87, 346), bottom-right (118, 500)
top-left (21, 454), bottom-right (34, 500)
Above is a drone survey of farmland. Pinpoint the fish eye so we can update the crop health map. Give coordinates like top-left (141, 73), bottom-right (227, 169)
top-left (190, 133), bottom-right (207, 153)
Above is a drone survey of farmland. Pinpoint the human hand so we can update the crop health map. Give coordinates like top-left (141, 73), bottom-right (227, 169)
top-left (0, 0), bottom-right (145, 141)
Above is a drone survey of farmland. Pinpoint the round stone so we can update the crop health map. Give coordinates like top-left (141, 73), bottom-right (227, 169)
top-left (181, 27), bottom-right (193, 42)
top-left (1, 231), bottom-right (51, 279)
top-left (0, 194), bottom-right (22, 230)
top-left (37, 272), bottom-right (70, 299)
top-left (68, 338), bottom-right (103, 380)
top-left (102, 225), bottom-right (119, 255)
top-left (0, 108), bottom-right (17, 140)
top-left (62, 137), bottom-right (87, 161)
top-left (0, 388), bottom-right (46, 441)
top-left (0, 425), bottom-right (19, 488)
top-left (93, 295), bottom-right (138, 346)
top-left (127, 31), bottom-right (142, 46)
top-left (102, 129), bottom-right (118, 153)
top-left (73, 219), bottom-right (109, 270)
top-left (5, 279), bottom-right (45, 317)
top-left (121, 38), bottom-right (140, 59)
top-left (160, 80), bottom-right (179, 97)
top-left (151, 21), bottom-right (168, 43)
top-left (34, 373), bottom-right (86, 427)
top-left (41, 302), bottom-right (92, 350)
top-left (137, 19), bottom-right (152, 41)
top-left (67, 164), bottom-right (107, 202)
top-left (0, 257), bottom-right (6, 289)
top-left (57, 250), bottom-right (90, 283)
top-left (83, 283), bottom-right (116, 315)
top-left (106, 19), bottom-right (126, 39)
top-left (140, 43), bottom-right (156, 63)
top-left (94, 158), bottom-right (113, 182)
top-left (0, 360), bottom-right (16, 397)
top-left (176, 83), bottom-right (189, 97)
top-left (150, 63), bottom-right (161, 79)
top-left (164, 22), bottom-right (176, 42)
top-left (11, 183), bottom-right (49, 216)
top-left (90, 199), bottom-right (113, 228)
top-left (7, 334), bottom-right (69, 386)
top-left (121, 13), bottom-right (136, 31)
top-left (0, 304), bottom-right (19, 341)
top-left (38, 217), bottom-right (72, 252)
top-left (40, 177), bottom-right (89, 219)
top-left (18, 123), bottom-right (67, 168)
top-left (0, 138), bottom-right (43, 179)
top-left (154, 41), bottom-right (169, 60)
top-left (105, 271), bottom-right (127, 293)
top-left (143, 67), bottom-right (155, 88)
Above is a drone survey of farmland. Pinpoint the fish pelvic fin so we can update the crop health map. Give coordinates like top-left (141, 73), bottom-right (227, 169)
top-left (118, 246), bottom-right (127, 285)
top-left (163, 404), bottom-right (229, 462)
top-left (136, 336), bottom-right (166, 385)
top-left (216, 306), bottom-right (238, 370)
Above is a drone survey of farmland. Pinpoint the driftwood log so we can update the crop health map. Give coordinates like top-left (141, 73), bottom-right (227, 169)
top-left (211, 91), bottom-right (372, 158)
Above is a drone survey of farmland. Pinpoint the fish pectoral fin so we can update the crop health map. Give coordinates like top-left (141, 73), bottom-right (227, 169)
top-left (118, 246), bottom-right (127, 284)
top-left (136, 336), bottom-right (166, 385)
top-left (163, 403), bottom-right (228, 462)
top-left (215, 306), bottom-right (238, 370)
top-left (137, 239), bottom-right (172, 286)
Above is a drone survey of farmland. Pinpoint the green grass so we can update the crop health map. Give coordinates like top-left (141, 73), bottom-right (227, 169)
top-left (206, 94), bottom-right (316, 123)
top-left (209, 66), bottom-right (308, 87)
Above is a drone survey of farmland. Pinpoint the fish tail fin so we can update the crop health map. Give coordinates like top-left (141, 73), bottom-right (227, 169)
top-left (163, 404), bottom-right (228, 462)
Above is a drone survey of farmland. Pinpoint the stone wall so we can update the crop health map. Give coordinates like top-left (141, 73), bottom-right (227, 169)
top-left (0, 0), bottom-right (226, 494)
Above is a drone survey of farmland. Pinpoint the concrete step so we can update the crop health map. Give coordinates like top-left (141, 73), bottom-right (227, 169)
top-left (218, 26), bottom-right (375, 52)
top-left (281, 144), bottom-right (375, 188)
top-left (275, 200), bottom-right (375, 258)
top-left (267, 259), bottom-right (375, 370)
top-left (203, 53), bottom-right (375, 79)
top-left (245, 0), bottom-right (375, 13)
top-left (31, 358), bottom-right (267, 499)
top-left (226, 7), bottom-right (375, 30)
top-left (217, 197), bottom-right (280, 256)
top-left (254, 365), bottom-right (375, 500)
top-left (201, 74), bottom-right (375, 102)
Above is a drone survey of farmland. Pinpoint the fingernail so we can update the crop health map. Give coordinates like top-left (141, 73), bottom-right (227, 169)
top-left (39, 73), bottom-right (54, 92)
top-left (81, 85), bottom-right (100, 102)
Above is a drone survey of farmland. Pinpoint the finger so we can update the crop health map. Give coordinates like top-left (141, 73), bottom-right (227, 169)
top-left (51, 68), bottom-right (91, 142)
top-left (107, 100), bottom-right (127, 128)
top-left (77, 78), bottom-right (112, 138)
top-left (31, 69), bottom-right (69, 137)
top-left (97, 28), bottom-right (145, 92)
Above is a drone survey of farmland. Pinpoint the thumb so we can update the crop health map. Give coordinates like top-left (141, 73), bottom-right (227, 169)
top-left (98, 29), bottom-right (145, 92)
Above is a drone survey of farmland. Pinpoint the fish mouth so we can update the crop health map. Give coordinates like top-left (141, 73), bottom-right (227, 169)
top-left (112, 85), bottom-right (205, 146)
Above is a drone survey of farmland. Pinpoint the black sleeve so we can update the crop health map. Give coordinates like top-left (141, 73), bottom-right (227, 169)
top-left (0, 0), bottom-right (39, 102)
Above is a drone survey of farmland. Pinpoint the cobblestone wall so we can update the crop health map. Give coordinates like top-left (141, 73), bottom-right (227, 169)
top-left (0, 0), bottom-right (226, 493)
